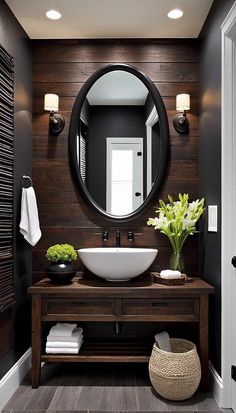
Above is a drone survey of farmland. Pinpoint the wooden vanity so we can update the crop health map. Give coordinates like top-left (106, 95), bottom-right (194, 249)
top-left (28, 274), bottom-right (214, 389)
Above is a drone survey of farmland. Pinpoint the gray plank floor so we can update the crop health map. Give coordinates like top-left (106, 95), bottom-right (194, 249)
top-left (3, 363), bottom-right (230, 413)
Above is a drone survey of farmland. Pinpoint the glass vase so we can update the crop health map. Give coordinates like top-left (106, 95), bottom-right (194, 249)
top-left (169, 249), bottom-right (185, 273)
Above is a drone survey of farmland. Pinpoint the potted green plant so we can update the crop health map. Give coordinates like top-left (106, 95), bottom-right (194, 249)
top-left (45, 243), bottom-right (77, 284)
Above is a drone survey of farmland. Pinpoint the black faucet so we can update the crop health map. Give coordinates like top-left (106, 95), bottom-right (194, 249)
top-left (127, 231), bottom-right (134, 242)
top-left (102, 230), bottom-right (109, 242)
top-left (116, 230), bottom-right (120, 248)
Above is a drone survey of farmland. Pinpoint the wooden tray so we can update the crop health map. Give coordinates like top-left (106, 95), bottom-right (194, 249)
top-left (151, 272), bottom-right (191, 285)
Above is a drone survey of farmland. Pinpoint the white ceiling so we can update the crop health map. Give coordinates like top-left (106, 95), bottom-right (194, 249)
top-left (87, 71), bottom-right (148, 105)
top-left (5, 0), bottom-right (214, 39)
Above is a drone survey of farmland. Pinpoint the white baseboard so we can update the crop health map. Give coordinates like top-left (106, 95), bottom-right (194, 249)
top-left (0, 348), bottom-right (31, 412)
top-left (209, 361), bottom-right (224, 408)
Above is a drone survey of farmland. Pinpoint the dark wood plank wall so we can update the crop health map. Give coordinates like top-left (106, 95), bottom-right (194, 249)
top-left (32, 40), bottom-right (199, 283)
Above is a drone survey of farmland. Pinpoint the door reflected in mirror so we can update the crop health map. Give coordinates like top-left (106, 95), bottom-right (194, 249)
top-left (77, 70), bottom-right (160, 216)
top-left (106, 137), bottom-right (143, 215)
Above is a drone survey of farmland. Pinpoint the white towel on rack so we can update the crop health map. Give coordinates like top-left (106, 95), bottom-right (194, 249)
top-left (19, 187), bottom-right (41, 246)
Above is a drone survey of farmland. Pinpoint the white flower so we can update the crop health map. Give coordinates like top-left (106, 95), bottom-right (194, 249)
top-left (155, 215), bottom-right (169, 229)
top-left (173, 201), bottom-right (181, 211)
top-left (185, 210), bottom-right (193, 220)
top-left (147, 194), bottom-right (204, 248)
top-left (189, 200), bottom-right (199, 211)
top-left (152, 217), bottom-right (160, 228)
top-left (181, 218), bottom-right (195, 230)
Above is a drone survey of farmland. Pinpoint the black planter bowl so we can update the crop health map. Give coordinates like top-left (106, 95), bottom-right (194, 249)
top-left (45, 262), bottom-right (77, 284)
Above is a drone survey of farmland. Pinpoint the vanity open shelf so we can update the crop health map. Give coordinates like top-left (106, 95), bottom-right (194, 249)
top-left (41, 340), bottom-right (151, 363)
top-left (28, 273), bottom-right (214, 390)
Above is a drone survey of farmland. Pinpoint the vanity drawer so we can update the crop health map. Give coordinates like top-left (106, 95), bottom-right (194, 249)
top-left (42, 298), bottom-right (115, 316)
top-left (122, 298), bottom-right (199, 320)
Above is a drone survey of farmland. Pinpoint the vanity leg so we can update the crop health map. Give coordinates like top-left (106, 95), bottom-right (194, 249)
top-left (199, 294), bottom-right (209, 391)
top-left (31, 294), bottom-right (42, 388)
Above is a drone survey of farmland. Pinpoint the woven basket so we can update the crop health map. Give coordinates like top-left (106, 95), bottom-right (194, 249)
top-left (149, 338), bottom-right (201, 401)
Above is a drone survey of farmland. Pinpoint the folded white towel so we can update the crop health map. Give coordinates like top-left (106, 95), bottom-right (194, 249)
top-left (49, 323), bottom-right (77, 336)
top-left (47, 327), bottom-right (83, 343)
top-left (47, 335), bottom-right (83, 348)
top-left (19, 187), bottom-right (41, 246)
top-left (46, 347), bottom-right (80, 354)
top-left (160, 270), bottom-right (182, 279)
top-left (49, 323), bottom-right (77, 337)
top-left (155, 331), bottom-right (171, 352)
top-left (45, 340), bottom-right (83, 354)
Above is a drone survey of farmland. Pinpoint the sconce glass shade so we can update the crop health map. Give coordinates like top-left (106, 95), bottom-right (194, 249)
top-left (44, 94), bottom-right (59, 112)
top-left (173, 94), bottom-right (190, 134)
top-left (176, 94), bottom-right (190, 112)
top-left (44, 93), bottom-right (65, 135)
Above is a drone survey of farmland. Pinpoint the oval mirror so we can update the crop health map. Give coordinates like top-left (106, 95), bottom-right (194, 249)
top-left (69, 64), bottom-right (169, 222)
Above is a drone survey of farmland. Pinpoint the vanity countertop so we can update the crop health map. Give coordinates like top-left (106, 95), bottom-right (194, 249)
top-left (28, 273), bottom-right (214, 296)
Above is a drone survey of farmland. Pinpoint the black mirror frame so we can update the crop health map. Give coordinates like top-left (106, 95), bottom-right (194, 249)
top-left (68, 63), bottom-right (169, 223)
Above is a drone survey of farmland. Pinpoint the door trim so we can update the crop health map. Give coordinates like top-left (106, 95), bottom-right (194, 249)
top-left (145, 106), bottom-right (158, 193)
top-left (221, 1), bottom-right (236, 408)
top-left (106, 137), bottom-right (143, 214)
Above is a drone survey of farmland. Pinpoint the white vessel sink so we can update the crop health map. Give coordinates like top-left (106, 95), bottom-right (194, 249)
top-left (78, 247), bottom-right (158, 282)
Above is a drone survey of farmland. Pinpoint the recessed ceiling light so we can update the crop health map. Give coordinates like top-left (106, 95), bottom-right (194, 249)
top-left (46, 9), bottom-right (62, 20)
top-left (167, 8), bottom-right (183, 19)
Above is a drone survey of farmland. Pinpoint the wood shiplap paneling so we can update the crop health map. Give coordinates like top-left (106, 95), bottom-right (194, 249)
top-left (32, 39), bottom-right (200, 282)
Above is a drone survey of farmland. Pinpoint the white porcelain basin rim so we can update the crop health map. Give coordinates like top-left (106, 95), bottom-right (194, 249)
top-left (78, 247), bottom-right (158, 281)
top-left (78, 247), bottom-right (157, 253)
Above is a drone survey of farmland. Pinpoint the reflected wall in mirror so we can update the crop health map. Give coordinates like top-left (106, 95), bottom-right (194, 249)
top-left (69, 64), bottom-right (169, 222)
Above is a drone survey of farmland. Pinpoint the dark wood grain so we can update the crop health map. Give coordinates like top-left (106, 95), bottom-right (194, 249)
top-left (32, 159), bottom-right (197, 182)
top-left (33, 62), bottom-right (199, 83)
top-left (122, 298), bottom-right (199, 320)
top-left (32, 39), bottom-right (200, 283)
top-left (32, 227), bottom-right (199, 249)
top-left (32, 41), bottom-right (199, 63)
top-left (33, 95), bottom-right (199, 114)
top-left (32, 110), bottom-right (199, 137)
top-left (28, 277), bottom-right (214, 388)
top-left (33, 134), bottom-right (198, 161)
top-left (33, 81), bottom-right (199, 98)
top-left (33, 245), bottom-right (198, 276)
top-left (43, 298), bottom-right (115, 316)
top-left (29, 276), bottom-right (214, 296)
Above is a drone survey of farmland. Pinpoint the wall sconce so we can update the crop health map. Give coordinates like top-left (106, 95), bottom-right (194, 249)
top-left (173, 93), bottom-right (190, 134)
top-left (44, 93), bottom-right (65, 135)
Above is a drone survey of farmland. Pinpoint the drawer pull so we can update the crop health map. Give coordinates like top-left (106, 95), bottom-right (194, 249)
top-left (152, 302), bottom-right (168, 307)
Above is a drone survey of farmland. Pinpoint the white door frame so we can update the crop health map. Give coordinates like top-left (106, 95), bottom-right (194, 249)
top-left (221, 1), bottom-right (236, 408)
top-left (106, 137), bottom-right (143, 214)
top-left (145, 106), bottom-right (158, 194)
